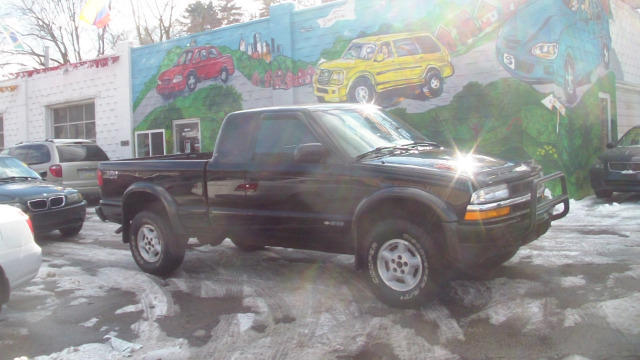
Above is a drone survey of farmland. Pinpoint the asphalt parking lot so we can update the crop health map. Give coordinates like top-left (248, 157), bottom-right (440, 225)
top-left (1, 195), bottom-right (639, 360)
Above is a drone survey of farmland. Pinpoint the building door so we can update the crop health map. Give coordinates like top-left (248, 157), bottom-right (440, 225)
top-left (599, 93), bottom-right (612, 148)
top-left (135, 130), bottom-right (165, 157)
top-left (173, 119), bottom-right (201, 153)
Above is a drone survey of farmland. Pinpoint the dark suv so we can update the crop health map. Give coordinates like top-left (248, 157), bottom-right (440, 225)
top-left (1, 139), bottom-right (109, 201)
top-left (590, 126), bottom-right (640, 198)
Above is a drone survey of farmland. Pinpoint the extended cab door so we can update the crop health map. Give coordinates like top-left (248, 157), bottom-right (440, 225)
top-left (206, 113), bottom-right (258, 231)
top-left (243, 112), bottom-right (354, 253)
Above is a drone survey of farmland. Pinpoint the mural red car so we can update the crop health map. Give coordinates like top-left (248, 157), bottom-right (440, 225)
top-left (156, 45), bottom-right (235, 100)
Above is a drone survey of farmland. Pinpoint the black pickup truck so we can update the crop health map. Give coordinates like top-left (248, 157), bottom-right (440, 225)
top-left (96, 104), bottom-right (569, 308)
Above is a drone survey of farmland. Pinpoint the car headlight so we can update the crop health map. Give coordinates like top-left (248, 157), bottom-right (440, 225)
top-left (173, 74), bottom-right (184, 83)
top-left (67, 192), bottom-right (83, 204)
top-left (592, 158), bottom-right (604, 169)
top-left (531, 42), bottom-right (558, 60)
top-left (469, 184), bottom-right (509, 205)
top-left (330, 71), bottom-right (344, 85)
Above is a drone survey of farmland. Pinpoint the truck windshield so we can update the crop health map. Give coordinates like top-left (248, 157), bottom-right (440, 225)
top-left (342, 43), bottom-right (377, 60)
top-left (314, 106), bottom-right (432, 158)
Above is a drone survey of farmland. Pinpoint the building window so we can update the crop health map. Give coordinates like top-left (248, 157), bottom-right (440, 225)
top-left (135, 130), bottom-right (165, 158)
top-left (52, 102), bottom-right (96, 140)
top-left (173, 119), bottom-right (201, 153)
top-left (0, 115), bottom-right (4, 149)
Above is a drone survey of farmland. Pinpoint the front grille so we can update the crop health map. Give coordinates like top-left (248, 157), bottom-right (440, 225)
top-left (316, 69), bottom-right (332, 86)
top-left (609, 162), bottom-right (640, 172)
top-left (508, 176), bottom-right (536, 198)
top-left (27, 196), bottom-right (66, 211)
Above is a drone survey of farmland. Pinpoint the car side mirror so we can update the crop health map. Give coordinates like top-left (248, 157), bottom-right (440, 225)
top-left (606, 142), bottom-right (616, 149)
top-left (374, 53), bottom-right (385, 62)
top-left (294, 143), bottom-right (326, 163)
top-left (39, 171), bottom-right (47, 179)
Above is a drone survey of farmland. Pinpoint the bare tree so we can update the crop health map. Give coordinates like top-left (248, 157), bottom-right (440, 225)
top-left (2, 0), bottom-right (115, 71)
top-left (128, 0), bottom-right (183, 45)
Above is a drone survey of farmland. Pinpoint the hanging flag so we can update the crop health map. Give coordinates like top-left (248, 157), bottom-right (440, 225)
top-left (79, 0), bottom-right (111, 28)
top-left (0, 24), bottom-right (24, 50)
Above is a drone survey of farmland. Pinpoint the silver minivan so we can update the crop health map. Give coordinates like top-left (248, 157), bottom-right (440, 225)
top-left (1, 139), bottom-right (109, 201)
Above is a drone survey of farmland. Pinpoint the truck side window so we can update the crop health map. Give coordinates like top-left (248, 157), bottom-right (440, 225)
top-left (393, 38), bottom-right (420, 57)
top-left (253, 116), bottom-right (318, 164)
top-left (213, 116), bottom-right (257, 164)
top-left (415, 35), bottom-right (442, 55)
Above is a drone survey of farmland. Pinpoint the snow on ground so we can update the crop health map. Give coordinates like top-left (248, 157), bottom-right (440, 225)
top-left (6, 195), bottom-right (640, 360)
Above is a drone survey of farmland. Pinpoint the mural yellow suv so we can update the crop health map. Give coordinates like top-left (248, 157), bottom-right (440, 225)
top-left (313, 32), bottom-right (454, 104)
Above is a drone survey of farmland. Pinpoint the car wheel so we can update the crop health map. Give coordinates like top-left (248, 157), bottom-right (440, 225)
top-left (563, 56), bottom-right (577, 104)
top-left (130, 211), bottom-right (186, 276)
top-left (363, 219), bottom-right (441, 308)
top-left (348, 78), bottom-right (376, 104)
top-left (0, 270), bottom-right (9, 313)
top-left (230, 235), bottom-right (264, 251)
top-left (220, 68), bottom-right (229, 83)
top-left (601, 42), bottom-right (610, 70)
top-left (422, 71), bottom-right (444, 98)
top-left (160, 93), bottom-right (173, 101)
top-left (316, 96), bottom-right (326, 103)
top-left (186, 72), bottom-right (198, 92)
top-left (594, 189), bottom-right (613, 198)
top-left (59, 224), bottom-right (83, 236)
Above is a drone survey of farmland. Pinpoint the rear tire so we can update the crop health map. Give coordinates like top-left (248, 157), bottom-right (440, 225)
top-left (363, 219), bottom-right (441, 308)
top-left (422, 71), bottom-right (444, 98)
top-left (130, 211), bottom-right (186, 276)
top-left (230, 236), bottom-right (264, 252)
top-left (220, 68), bottom-right (229, 83)
top-left (594, 189), bottom-right (613, 198)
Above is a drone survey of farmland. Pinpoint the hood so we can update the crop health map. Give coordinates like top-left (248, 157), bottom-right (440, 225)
top-left (318, 58), bottom-right (362, 70)
top-left (598, 146), bottom-right (640, 163)
top-left (0, 179), bottom-right (67, 202)
top-left (158, 66), bottom-right (185, 80)
top-left (500, 0), bottom-right (574, 44)
top-left (361, 148), bottom-right (537, 186)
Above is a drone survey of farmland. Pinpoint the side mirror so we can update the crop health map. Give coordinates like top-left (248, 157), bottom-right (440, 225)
top-left (39, 171), bottom-right (47, 179)
top-left (606, 142), bottom-right (615, 149)
top-left (374, 53), bottom-right (385, 62)
top-left (294, 143), bottom-right (327, 164)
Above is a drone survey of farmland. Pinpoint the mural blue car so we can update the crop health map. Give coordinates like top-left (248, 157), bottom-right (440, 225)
top-left (496, 0), bottom-right (611, 104)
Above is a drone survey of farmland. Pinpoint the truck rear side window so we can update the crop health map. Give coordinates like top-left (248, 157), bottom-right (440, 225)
top-left (253, 116), bottom-right (317, 164)
top-left (214, 116), bottom-right (257, 164)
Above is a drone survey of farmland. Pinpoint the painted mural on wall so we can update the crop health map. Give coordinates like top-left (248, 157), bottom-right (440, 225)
top-left (130, 0), bottom-right (637, 199)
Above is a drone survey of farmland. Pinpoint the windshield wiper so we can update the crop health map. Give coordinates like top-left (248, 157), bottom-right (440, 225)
top-left (356, 142), bottom-right (441, 161)
top-left (0, 176), bottom-right (39, 182)
top-left (355, 146), bottom-right (399, 161)
top-left (404, 141), bottom-right (440, 148)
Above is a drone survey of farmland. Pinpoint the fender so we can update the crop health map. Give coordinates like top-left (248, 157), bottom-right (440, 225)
top-left (121, 182), bottom-right (187, 242)
top-left (351, 187), bottom-right (458, 268)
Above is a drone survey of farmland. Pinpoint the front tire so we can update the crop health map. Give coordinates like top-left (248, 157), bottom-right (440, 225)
top-left (348, 78), bottom-right (376, 104)
top-left (364, 220), bottom-right (441, 308)
top-left (220, 68), bottom-right (229, 83)
top-left (186, 72), bottom-right (198, 92)
top-left (130, 211), bottom-right (186, 276)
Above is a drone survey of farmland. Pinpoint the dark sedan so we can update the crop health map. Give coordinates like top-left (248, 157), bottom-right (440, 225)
top-left (590, 126), bottom-right (640, 198)
top-left (0, 155), bottom-right (86, 235)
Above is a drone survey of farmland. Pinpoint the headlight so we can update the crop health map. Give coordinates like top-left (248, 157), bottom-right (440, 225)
top-left (592, 158), bottom-right (604, 169)
top-left (173, 75), bottom-right (184, 83)
top-left (330, 71), bottom-right (344, 85)
top-left (67, 192), bottom-right (83, 204)
top-left (469, 184), bottom-right (509, 205)
top-left (531, 42), bottom-right (558, 60)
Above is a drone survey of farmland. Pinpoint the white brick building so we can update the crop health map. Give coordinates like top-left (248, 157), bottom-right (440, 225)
top-left (0, 42), bottom-right (135, 160)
